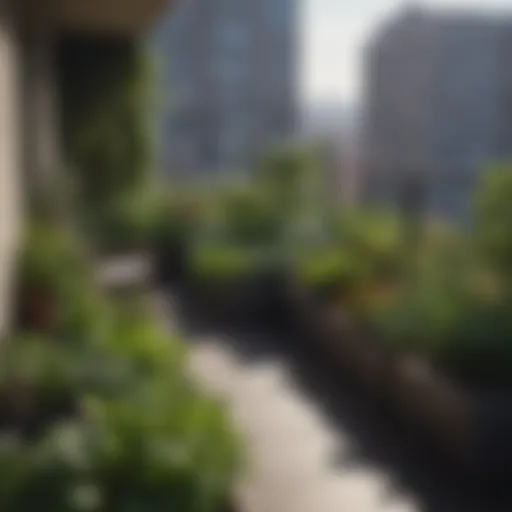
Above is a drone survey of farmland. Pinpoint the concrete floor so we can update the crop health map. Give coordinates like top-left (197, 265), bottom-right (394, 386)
top-left (189, 337), bottom-right (419, 512)
top-left (168, 294), bottom-right (512, 512)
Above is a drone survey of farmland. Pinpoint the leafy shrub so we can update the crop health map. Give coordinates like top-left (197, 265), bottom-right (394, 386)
top-left (368, 227), bottom-right (512, 388)
top-left (87, 191), bottom-right (159, 253)
top-left (474, 164), bottom-right (512, 286)
top-left (19, 221), bottom-right (91, 294)
top-left (0, 310), bottom-right (240, 511)
top-left (257, 146), bottom-right (314, 215)
top-left (151, 193), bottom-right (197, 252)
top-left (293, 210), bottom-right (404, 314)
top-left (370, 265), bottom-right (472, 356)
top-left (220, 188), bottom-right (280, 247)
top-left (0, 391), bottom-right (239, 511)
top-left (442, 300), bottom-right (512, 389)
top-left (373, 288), bottom-right (512, 389)
top-left (10, 218), bottom-right (241, 510)
top-left (189, 244), bottom-right (267, 286)
top-left (17, 222), bottom-right (97, 333)
top-left (294, 248), bottom-right (370, 302)
top-left (334, 210), bottom-right (404, 280)
top-left (58, 36), bottom-right (156, 215)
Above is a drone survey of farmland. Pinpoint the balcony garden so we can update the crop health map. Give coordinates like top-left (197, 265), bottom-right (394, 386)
top-left (6, 218), bottom-right (241, 512)
top-left (4, 35), bottom-right (242, 511)
top-left (153, 151), bottom-right (512, 472)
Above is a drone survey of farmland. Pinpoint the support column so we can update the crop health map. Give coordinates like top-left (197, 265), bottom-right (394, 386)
top-left (20, 3), bottom-right (60, 200)
top-left (0, 2), bottom-right (22, 336)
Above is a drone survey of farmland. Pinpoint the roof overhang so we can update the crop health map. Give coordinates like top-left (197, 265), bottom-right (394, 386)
top-left (15, 0), bottom-right (173, 35)
top-left (56, 0), bottom-right (171, 34)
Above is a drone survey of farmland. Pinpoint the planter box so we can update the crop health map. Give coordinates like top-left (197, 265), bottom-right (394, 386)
top-left (96, 253), bottom-right (153, 295)
top-left (285, 284), bottom-right (512, 475)
top-left (186, 270), bottom-right (290, 327)
top-left (286, 283), bottom-right (390, 395)
top-left (388, 357), bottom-right (471, 464)
top-left (187, 278), bottom-right (262, 325)
top-left (153, 241), bottom-right (189, 285)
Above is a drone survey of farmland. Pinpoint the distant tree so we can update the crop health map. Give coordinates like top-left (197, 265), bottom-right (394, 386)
top-left (257, 146), bottom-right (314, 212)
top-left (256, 146), bottom-right (321, 250)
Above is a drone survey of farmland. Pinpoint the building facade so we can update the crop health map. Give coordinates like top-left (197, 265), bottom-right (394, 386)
top-left (154, 0), bottom-right (297, 177)
top-left (362, 7), bottom-right (512, 220)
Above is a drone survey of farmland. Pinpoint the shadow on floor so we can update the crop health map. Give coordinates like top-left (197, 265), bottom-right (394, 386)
top-left (170, 288), bottom-right (512, 512)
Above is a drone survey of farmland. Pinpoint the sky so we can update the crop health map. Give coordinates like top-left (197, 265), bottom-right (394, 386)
top-left (303, 0), bottom-right (512, 107)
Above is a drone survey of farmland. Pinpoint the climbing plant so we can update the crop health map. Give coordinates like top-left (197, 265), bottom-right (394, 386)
top-left (57, 34), bottom-right (158, 244)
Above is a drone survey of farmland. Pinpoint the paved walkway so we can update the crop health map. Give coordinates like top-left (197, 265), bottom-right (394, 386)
top-left (167, 294), bottom-right (512, 512)
top-left (189, 336), bottom-right (418, 512)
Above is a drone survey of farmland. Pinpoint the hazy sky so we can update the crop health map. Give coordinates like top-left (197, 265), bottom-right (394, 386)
top-left (303, 0), bottom-right (512, 106)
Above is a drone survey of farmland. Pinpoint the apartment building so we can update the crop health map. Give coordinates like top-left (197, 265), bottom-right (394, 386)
top-left (154, 0), bottom-right (298, 177)
top-left (362, 6), bottom-right (512, 220)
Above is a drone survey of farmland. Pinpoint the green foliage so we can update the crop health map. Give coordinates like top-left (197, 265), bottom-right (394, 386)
top-left (475, 164), bottom-right (512, 283)
top-left (219, 187), bottom-right (280, 246)
top-left (293, 210), bottom-right (404, 308)
top-left (189, 244), bottom-right (267, 285)
top-left (19, 221), bottom-right (91, 293)
top-left (370, 256), bottom-right (473, 356)
top-left (258, 146), bottom-right (312, 190)
top-left (257, 147), bottom-right (317, 230)
top-left (151, 190), bottom-right (197, 251)
top-left (293, 201), bottom-right (512, 387)
top-left (58, 36), bottom-right (157, 247)
top-left (87, 189), bottom-right (161, 253)
top-left (17, 220), bottom-right (109, 337)
top-left (372, 286), bottom-right (512, 389)
top-left (334, 210), bottom-right (404, 278)
top-left (8, 220), bottom-right (241, 510)
top-left (294, 248), bottom-right (370, 300)
top-left (0, 320), bottom-right (240, 511)
top-left (441, 300), bottom-right (512, 389)
top-left (368, 225), bottom-right (512, 388)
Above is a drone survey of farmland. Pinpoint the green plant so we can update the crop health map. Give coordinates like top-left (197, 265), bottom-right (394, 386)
top-left (335, 210), bottom-right (404, 280)
top-left (88, 189), bottom-right (161, 253)
top-left (59, 36), bottom-right (156, 203)
top-left (220, 187), bottom-right (279, 247)
top-left (294, 248), bottom-right (370, 301)
top-left (368, 226), bottom-right (512, 388)
top-left (257, 146), bottom-right (313, 210)
top-left (17, 221), bottom-right (96, 332)
top-left (58, 36), bottom-right (158, 245)
top-left (189, 244), bottom-right (265, 286)
top-left (0, 389), bottom-right (239, 512)
top-left (292, 210), bottom-right (404, 311)
top-left (19, 221), bottom-right (90, 292)
top-left (0, 309), bottom-right (241, 511)
top-left (475, 164), bottom-right (512, 287)
top-left (152, 193), bottom-right (197, 251)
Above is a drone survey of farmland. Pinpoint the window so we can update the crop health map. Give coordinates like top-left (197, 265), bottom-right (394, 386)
top-left (216, 18), bottom-right (250, 51)
top-left (267, 0), bottom-right (293, 26)
top-left (222, 22), bottom-right (249, 48)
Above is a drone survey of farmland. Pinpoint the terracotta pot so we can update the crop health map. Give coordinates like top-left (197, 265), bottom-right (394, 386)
top-left (19, 288), bottom-right (60, 332)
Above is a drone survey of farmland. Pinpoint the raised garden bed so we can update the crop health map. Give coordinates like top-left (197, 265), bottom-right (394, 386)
top-left (285, 283), bottom-right (512, 476)
top-left (186, 269), bottom-right (289, 327)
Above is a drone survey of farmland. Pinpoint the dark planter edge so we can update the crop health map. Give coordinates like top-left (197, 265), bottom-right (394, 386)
top-left (285, 283), bottom-right (512, 476)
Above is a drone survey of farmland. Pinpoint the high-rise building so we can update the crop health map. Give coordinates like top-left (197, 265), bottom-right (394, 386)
top-left (153, 0), bottom-right (297, 177)
top-left (362, 6), bottom-right (512, 220)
